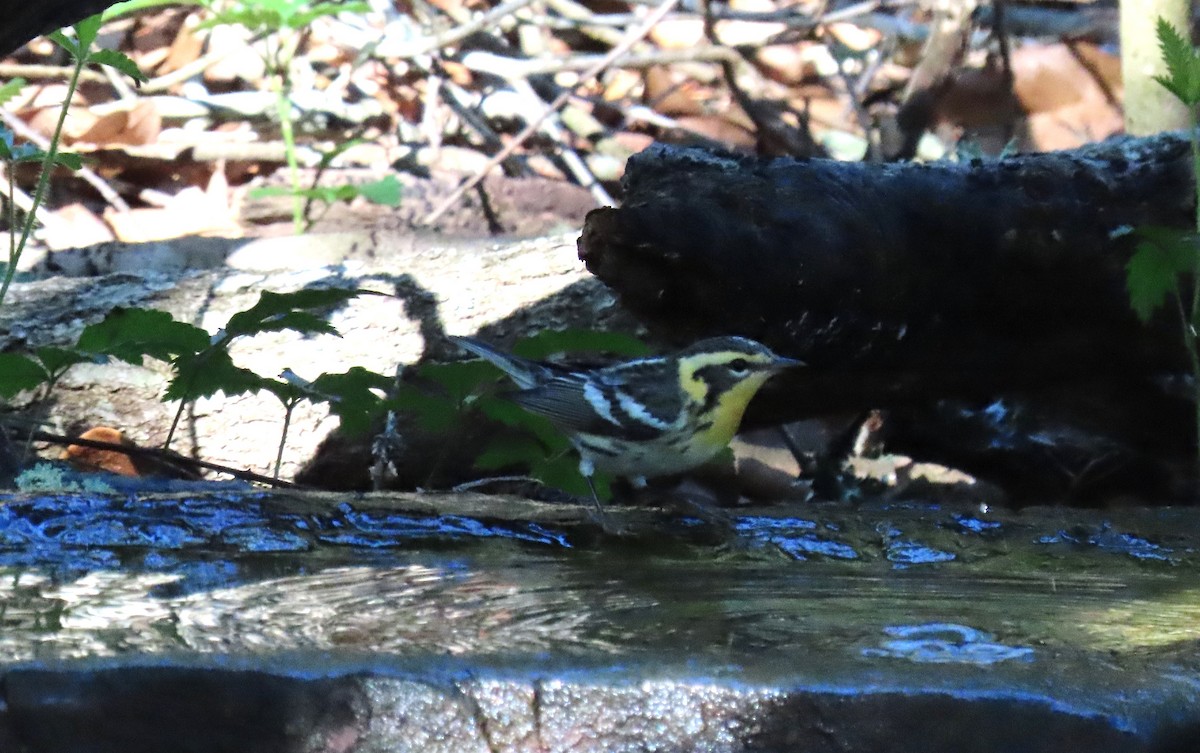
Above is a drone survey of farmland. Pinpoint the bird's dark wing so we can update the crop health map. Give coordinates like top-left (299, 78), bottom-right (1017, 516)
top-left (451, 336), bottom-right (556, 388)
top-left (511, 376), bottom-right (667, 440)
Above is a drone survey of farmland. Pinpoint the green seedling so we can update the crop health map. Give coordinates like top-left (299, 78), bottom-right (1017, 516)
top-left (1126, 19), bottom-right (1200, 465)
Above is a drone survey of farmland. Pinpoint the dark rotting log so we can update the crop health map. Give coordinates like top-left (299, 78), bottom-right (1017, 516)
top-left (579, 139), bottom-right (1199, 501)
top-left (579, 138), bottom-right (1193, 416)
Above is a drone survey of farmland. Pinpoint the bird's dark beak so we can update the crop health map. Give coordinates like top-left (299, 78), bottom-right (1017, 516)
top-left (769, 356), bottom-right (804, 371)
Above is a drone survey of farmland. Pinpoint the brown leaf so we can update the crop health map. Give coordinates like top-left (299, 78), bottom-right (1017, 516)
top-left (673, 114), bottom-right (757, 148)
top-left (936, 42), bottom-right (1122, 151)
top-left (644, 67), bottom-right (712, 117)
top-left (106, 183), bottom-right (239, 242)
top-left (63, 427), bottom-right (139, 477)
top-left (649, 18), bottom-right (705, 49)
top-left (158, 12), bottom-right (206, 75)
top-left (75, 101), bottom-right (162, 148)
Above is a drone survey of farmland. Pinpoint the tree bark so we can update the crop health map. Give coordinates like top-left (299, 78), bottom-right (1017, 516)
top-left (580, 138), bottom-right (1193, 414)
top-left (579, 138), bottom-right (1199, 501)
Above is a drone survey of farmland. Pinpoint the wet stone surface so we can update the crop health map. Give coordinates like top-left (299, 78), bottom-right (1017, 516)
top-left (0, 489), bottom-right (1197, 751)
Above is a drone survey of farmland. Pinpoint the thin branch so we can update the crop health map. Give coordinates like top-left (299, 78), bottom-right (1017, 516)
top-left (0, 63), bottom-right (107, 84)
top-left (140, 30), bottom-right (272, 94)
top-left (0, 109), bottom-right (130, 213)
top-left (383, 0), bottom-right (540, 59)
top-left (424, 0), bottom-right (682, 225)
top-left (459, 52), bottom-right (615, 206)
top-left (460, 46), bottom-right (739, 78)
top-left (23, 429), bottom-right (296, 487)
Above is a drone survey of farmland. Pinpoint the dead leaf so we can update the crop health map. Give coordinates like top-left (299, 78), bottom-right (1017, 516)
top-left (158, 12), bottom-right (206, 75)
top-left (936, 42), bottom-right (1123, 151)
top-left (644, 67), bottom-right (713, 117)
top-left (757, 44), bottom-right (818, 85)
top-left (603, 69), bottom-right (642, 101)
top-left (673, 114), bottom-right (757, 148)
top-left (441, 60), bottom-right (474, 87)
top-left (826, 22), bottom-right (882, 52)
top-left (74, 100), bottom-right (162, 148)
top-left (649, 18), bottom-right (705, 49)
top-left (204, 24), bottom-right (266, 84)
top-left (63, 427), bottom-right (139, 477)
top-left (105, 181), bottom-right (239, 242)
top-left (714, 0), bottom-right (786, 47)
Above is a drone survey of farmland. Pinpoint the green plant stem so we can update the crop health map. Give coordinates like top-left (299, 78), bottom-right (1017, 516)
top-left (0, 52), bottom-right (86, 308)
top-left (274, 400), bottom-right (295, 479)
top-left (273, 74), bottom-right (303, 233)
top-left (1190, 113), bottom-right (1200, 464)
top-left (6, 168), bottom-right (15, 265)
top-left (163, 350), bottom-right (213, 450)
top-left (165, 396), bottom-right (188, 451)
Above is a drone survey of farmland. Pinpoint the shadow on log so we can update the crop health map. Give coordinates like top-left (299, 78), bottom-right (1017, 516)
top-left (579, 138), bottom-right (1198, 502)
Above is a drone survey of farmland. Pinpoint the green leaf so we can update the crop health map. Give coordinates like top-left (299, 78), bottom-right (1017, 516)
top-left (0, 79), bottom-right (26, 107)
top-left (1156, 18), bottom-right (1200, 105)
top-left (311, 367), bottom-right (391, 435)
top-left (104, 0), bottom-right (204, 22)
top-left (477, 395), bottom-right (569, 451)
top-left (288, 1), bottom-right (369, 27)
top-left (1126, 226), bottom-right (1197, 322)
top-left (73, 14), bottom-right (104, 51)
top-left (35, 346), bottom-right (98, 378)
top-left (77, 308), bottom-right (210, 364)
top-left (303, 185), bottom-right (358, 203)
top-left (512, 329), bottom-right (652, 360)
top-left (531, 454), bottom-right (609, 499)
top-left (47, 30), bottom-right (80, 59)
top-left (0, 353), bottom-right (48, 397)
top-left (0, 126), bottom-right (42, 162)
top-left (236, 309), bottom-right (335, 338)
top-left (386, 384), bottom-right (459, 432)
top-left (356, 175), bottom-right (402, 206)
top-left (222, 288), bottom-right (365, 339)
top-left (250, 184), bottom-right (355, 204)
top-left (89, 49), bottom-right (148, 84)
top-left (475, 436), bottom-right (548, 471)
top-left (316, 138), bottom-right (365, 170)
top-left (417, 360), bottom-right (505, 404)
top-left (46, 152), bottom-right (83, 170)
top-left (167, 349), bottom-right (269, 401)
top-left (259, 376), bottom-right (305, 406)
top-left (200, 6), bottom-right (285, 32)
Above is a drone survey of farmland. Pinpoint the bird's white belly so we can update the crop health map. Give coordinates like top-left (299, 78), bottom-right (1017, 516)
top-left (572, 432), bottom-right (722, 480)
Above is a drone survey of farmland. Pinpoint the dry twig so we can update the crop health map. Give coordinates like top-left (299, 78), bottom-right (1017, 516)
top-left (0, 108), bottom-right (130, 213)
top-left (424, 0), bottom-right (682, 225)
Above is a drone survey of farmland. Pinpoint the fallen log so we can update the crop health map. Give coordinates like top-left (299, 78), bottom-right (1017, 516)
top-left (578, 137), bottom-right (1198, 501)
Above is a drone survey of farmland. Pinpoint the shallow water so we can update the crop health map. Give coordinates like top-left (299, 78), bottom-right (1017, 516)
top-left (0, 489), bottom-right (1196, 687)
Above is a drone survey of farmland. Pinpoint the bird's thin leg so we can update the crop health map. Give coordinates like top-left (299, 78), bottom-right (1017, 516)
top-left (584, 473), bottom-right (609, 523)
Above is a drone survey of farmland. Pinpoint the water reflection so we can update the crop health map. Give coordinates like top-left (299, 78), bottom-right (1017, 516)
top-left (0, 491), bottom-right (1196, 671)
top-left (862, 623), bottom-right (1035, 664)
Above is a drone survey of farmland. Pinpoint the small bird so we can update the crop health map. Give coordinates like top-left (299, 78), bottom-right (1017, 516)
top-left (452, 335), bottom-right (801, 511)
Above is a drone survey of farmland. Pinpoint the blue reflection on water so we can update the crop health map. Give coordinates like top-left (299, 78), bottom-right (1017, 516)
top-left (736, 517), bottom-right (859, 561)
top-left (326, 504), bottom-right (571, 547)
top-left (0, 492), bottom-right (571, 592)
top-left (1037, 522), bottom-right (1172, 562)
top-left (863, 623), bottom-right (1035, 665)
top-left (886, 541), bottom-right (957, 565)
top-left (951, 514), bottom-right (1003, 535)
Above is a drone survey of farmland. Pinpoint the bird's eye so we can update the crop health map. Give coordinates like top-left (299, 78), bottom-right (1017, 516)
top-left (727, 358), bottom-right (751, 375)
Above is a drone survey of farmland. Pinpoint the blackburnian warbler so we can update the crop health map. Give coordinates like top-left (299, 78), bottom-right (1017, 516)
top-left (452, 335), bottom-right (801, 509)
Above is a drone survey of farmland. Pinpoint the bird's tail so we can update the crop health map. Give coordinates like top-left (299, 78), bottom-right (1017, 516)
top-left (450, 336), bottom-right (550, 389)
